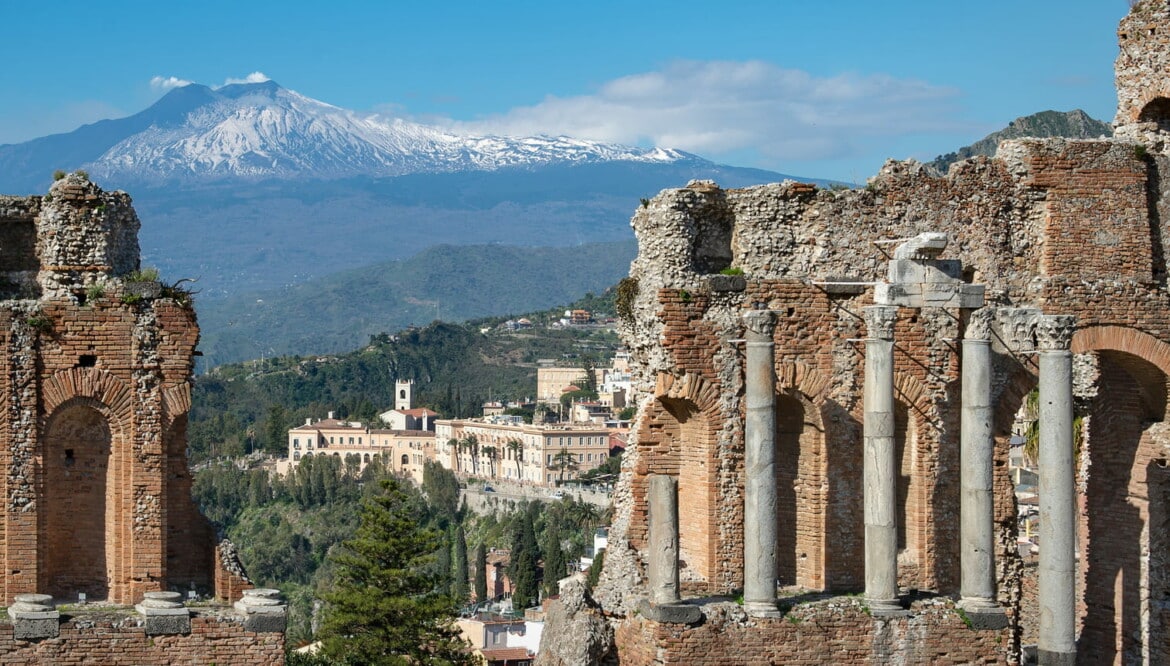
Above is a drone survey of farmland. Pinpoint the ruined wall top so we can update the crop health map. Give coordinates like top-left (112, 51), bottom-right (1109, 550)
top-left (1115, 1), bottom-right (1170, 148)
top-left (0, 174), bottom-right (143, 299)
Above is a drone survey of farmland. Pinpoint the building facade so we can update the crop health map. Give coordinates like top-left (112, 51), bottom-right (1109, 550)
top-left (435, 417), bottom-right (613, 486)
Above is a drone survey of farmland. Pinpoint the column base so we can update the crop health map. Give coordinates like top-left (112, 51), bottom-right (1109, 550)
top-left (743, 600), bottom-right (781, 618)
top-left (958, 599), bottom-right (1009, 630)
top-left (1037, 649), bottom-right (1076, 666)
top-left (637, 598), bottom-right (702, 624)
top-left (866, 597), bottom-right (907, 617)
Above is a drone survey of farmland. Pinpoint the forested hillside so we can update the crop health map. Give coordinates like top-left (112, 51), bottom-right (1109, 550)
top-left (197, 240), bottom-right (637, 367)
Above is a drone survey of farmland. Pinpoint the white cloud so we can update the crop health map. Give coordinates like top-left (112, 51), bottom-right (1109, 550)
top-left (444, 60), bottom-right (967, 163)
top-left (150, 75), bottom-right (193, 91)
top-left (222, 72), bottom-right (271, 86)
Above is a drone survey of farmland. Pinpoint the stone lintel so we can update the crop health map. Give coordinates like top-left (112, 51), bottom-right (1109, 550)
top-left (887, 258), bottom-right (962, 284)
top-left (874, 282), bottom-right (985, 309)
top-left (636, 598), bottom-right (702, 625)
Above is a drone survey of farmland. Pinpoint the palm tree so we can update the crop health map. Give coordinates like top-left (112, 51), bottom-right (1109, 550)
top-left (448, 438), bottom-right (462, 473)
top-left (482, 445), bottom-right (498, 479)
top-left (460, 435), bottom-right (480, 476)
top-left (505, 439), bottom-right (524, 482)
top-left (553, 447), bottom-right (579, 485)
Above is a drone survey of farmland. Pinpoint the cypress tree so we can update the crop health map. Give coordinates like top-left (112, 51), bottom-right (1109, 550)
top-left (474, 542), bottom-right (487, 603)
top-left (452, 524), bottom-right (470, 601)
top-left (509, 516), bottom-right (541, 611)
top-left (542, 523), bottom-right (567, 598)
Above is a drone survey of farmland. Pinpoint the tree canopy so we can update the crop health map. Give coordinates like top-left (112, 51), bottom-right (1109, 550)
top-left (317, 478), bottom-right (475, 665)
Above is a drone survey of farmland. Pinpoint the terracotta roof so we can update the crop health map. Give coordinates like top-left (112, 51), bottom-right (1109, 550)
top-left (291, 419), bottom-right (365, 431)
top-left (480, 647), bottom-right (532, 662)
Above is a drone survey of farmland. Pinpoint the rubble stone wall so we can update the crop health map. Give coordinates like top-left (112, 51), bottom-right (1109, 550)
top-left (563, 6), bottom-right (1170, 662)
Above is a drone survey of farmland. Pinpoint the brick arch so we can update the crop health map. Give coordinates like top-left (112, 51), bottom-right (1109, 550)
top-left (161, 384), bottom-right (191, 431)
top-left (775, 361), bottom-right (831, 589)
top-left (1072, 325), bottom-right (1170, 376)
top-left (42, 367), bottom-right (133, 434)
top-left (632, 372), bottom-right (724, 591)
top-left (1069, 325), bottom-right (1170, 661)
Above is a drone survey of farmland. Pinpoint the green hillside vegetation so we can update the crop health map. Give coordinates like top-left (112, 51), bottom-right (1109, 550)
top-left (927, 109), bottom-right (1112, 174)
top-left (195, 454), bottom-right (607, 650)
top-left (189, 289), bottom-right (620, 463)
top-left (197, 240), bottom-right (636, 367)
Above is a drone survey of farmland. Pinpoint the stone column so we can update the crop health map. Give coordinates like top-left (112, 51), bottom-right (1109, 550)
top-left (863, 305), bottom-right (901, 612)
top-left (1036, 315), bottom-right (1076, 666)
top-left (960, 310), bottom-right (998, 611)
top-left (638, 474), bottom-right (700, 623)
top-left (743, 310), bottom-right (780, 617)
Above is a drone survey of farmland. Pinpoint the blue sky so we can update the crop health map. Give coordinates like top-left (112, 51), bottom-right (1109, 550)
top-left (0, 0), bottom-right (1130, 182)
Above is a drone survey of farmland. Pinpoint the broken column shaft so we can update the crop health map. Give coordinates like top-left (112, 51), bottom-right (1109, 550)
top-left (1037, 315), bottom-right (1076, 666)
top-left (647, 474), bottom-right (682, 606)
top-left (863, 305), bottom-right (900, 612)
top-left (743, 310), bottom-right (779, 617)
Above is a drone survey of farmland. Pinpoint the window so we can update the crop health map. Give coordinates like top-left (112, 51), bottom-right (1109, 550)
top-left (330, 436), bottom-right (335, 444)
top-left (349, 437), bottom-right (354, 445)
top-left (358, 437), bottom-right (363, 445)
top-left (587, 453), bottom-right (593, 461)
top-left (293, 452), bottom-right (300, 461)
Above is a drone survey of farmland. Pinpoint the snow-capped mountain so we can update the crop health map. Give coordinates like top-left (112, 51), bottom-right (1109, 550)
top-left (1, 80), bottom-right (694, 188)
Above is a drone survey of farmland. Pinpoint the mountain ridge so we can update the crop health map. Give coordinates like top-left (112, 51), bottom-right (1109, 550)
top-left (927, 109), bottom-right (1112, 174)
top-left (0, 80), bottom-right (706, 191)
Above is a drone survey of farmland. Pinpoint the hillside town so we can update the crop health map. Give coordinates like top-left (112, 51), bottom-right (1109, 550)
top-left (278, 352), bottom-right (631, 490)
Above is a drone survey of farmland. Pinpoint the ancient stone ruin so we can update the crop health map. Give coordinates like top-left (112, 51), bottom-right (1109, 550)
top-left (0, 174), bottom-right (281, 662)
top-left (539, 3), bottom-right (1170, 664)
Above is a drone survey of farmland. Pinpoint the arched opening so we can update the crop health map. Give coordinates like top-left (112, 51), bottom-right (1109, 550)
top-left (1138, 97), bottom-right (1170, 135)
top-left (401, 454), bottom-right (409, 467)
top-left (633, 391), bottom-right (720, 590)
top-left (1080, 350), bottom-right (1170, 664)
top-left (894, 400), bottom-right (925, 589)
top-left (42, 401), bottom-right (114, 600)
top-left (775, 391), bottom-right (826, 589)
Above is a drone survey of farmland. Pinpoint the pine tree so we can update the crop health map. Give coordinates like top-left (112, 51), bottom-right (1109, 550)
top-left (474, 542), bottom-right (488, 602)
top-left (318, 478), bottom-right (474, 665)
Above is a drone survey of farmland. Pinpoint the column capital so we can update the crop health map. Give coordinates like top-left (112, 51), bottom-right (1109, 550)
top-left (1036, 315), bottom-right (1075, 351)
top-left (863, 305), bottom-right (898, 341)
top-left (997, 307), bottom-right (1040, 352)
top-left (965, 308), bottom-right (993, 342)
top-left (743, 310), bottom-right (777, 342)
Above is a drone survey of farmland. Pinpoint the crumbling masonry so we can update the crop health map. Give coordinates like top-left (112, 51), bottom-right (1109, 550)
top-left (539, 3), bottom-right (1170, 665)
top-left (0, 175), bottom-right (281, 663)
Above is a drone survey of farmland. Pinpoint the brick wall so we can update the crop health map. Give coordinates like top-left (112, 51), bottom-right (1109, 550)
top-left (0, 610), bottom-right (283, 665)
top-left (614, 598), bottom-right (1013, 665)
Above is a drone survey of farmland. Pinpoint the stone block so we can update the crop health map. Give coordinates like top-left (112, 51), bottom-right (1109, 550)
top-left (12, 617), bottom-right (59, 640)
top-left (637, 598), bottom-right (702, 625)
top-left (141, 610), bottom-right (191, 636)
top-left (961, 606), bottom-right (1009, 631)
